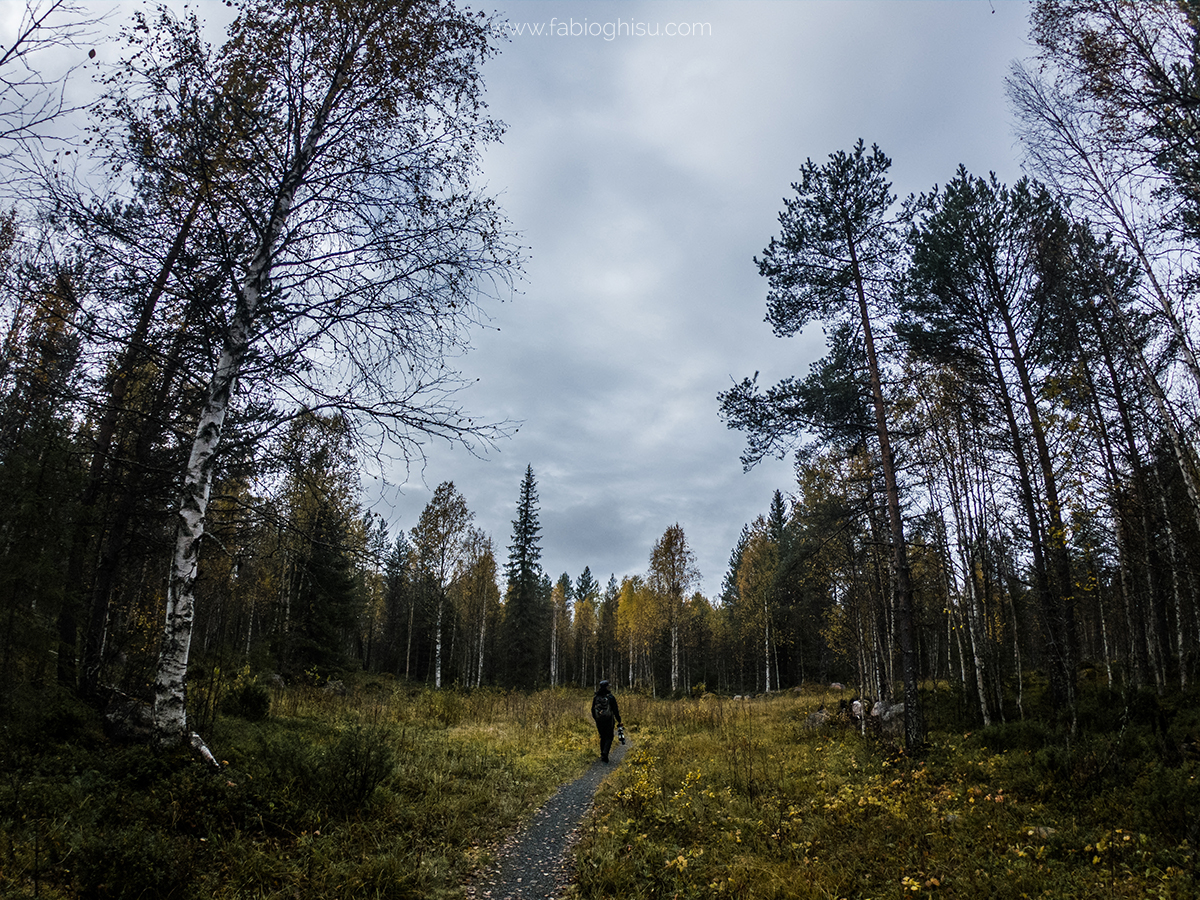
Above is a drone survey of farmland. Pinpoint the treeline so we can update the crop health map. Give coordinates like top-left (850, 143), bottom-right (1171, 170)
top-left (0, 0), bottom-right (523, 746)
top-left (6, 0), bottom-right (1200, 744)
top-left (0, 0), bottom-right (834, 713)
top-left (720, 1), bottom-right (1200, 737)
top-left (338, 468), bottom-right (824, 698)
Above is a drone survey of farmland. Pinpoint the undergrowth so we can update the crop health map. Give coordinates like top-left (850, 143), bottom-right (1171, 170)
top-left (572, 684), bottom-right (1200, 899)
top-left (0, 676), bottom-right (596, 900)
top-left (3, 677), bottom-right (1197, 900)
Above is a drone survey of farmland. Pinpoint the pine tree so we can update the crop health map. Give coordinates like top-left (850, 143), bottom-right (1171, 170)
top-left (720, 142), bottom-right (925, 749)
top-left (502, 465), bottom-right (545, 687)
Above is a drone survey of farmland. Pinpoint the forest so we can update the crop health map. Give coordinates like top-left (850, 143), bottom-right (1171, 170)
top-left (2, 1), bottom-right (1200, 898)
top-left (1, 0), bottom-right (1199, 756)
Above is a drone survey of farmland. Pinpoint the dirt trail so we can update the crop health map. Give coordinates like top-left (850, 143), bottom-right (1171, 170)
top-left (465, 740), bottom-right (628, 900)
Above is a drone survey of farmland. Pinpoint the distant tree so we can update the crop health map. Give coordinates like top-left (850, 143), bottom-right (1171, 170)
top-left (271, 412), bottom-right (365, 675)
top-left (597, 574), bottom-right (620, 684)
top-left (648, 523), bottom-right (699, 695)
top-left (357, 513), bottom-right (390, 671)
top-left (574, 566), bottom-right (599, 684)
top-left (549, 573), bottom-right (572, 687)
top-left (411, 482), bottom-right (473, 689)
top-left (681, 591), bottom-right (717, 693)
top-left (616, 575), bottom-right (655, 693)
top-left (720, 524), bottom-right (750, 609)
top-left (575, 567), bottom-right (599, 607)
top-left (450, 528), bottom-right (499, 687)
top-left (381, 530), bottom-right (418, 679)
top-left (737, 516), bottom-right (780, 693)
top-left (502, 465), bottom-right (545, 687)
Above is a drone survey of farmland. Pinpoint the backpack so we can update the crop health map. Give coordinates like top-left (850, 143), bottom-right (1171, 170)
top-left (592, 693), bottom-right (613, 720)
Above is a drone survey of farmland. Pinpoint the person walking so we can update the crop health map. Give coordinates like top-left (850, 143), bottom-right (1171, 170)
top-left (590, 680), bottom-right (623, 763)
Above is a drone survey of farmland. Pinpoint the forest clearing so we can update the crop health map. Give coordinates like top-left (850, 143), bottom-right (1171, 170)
top-left (2, 677), bottom-right (1196, 899)
top-left (3, 1), bottom-right (1200, 898)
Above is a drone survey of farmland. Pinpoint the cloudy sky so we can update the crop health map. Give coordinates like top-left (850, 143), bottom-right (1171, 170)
top-left (377, 0), bottom-right (1034, 598)
top-left (1, 0), bottom-right (1035, 598)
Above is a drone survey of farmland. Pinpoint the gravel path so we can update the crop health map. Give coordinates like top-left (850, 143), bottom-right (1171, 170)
top-left (465, 739), bottom-right (628, 900)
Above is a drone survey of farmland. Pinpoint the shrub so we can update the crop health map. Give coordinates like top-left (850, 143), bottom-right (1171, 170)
top-left (74, 826), bottom-right (193, 900)
top-left (221, 681), bottom-right (270, 721)
top-left (322, 724), bottom-right (396, 814)
top-left (252, 722), bottom-right (396, 819)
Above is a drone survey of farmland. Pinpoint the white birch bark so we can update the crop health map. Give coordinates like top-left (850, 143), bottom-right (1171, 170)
top-left (762, 601), bottom-right (771, 693)
top-left (435, 594), bottom-right (444, 689)
top-left (550, 604), bottom-right (558, 687)
top-left (152, 46), bottom-right (352, 746)
top-left (476, 602), bottom-right (486, 688)
top-left (965, 569), bottom-right (992, 727)
top-left (670, 619), bottom-right (679, 694)
top-left (627, 631), bottom-right (633, 688)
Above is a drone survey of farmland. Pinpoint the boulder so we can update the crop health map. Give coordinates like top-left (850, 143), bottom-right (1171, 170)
top-left (805, 706), bottom-right (829, 729)
top-left (870, 699), bottom-right (905, 739)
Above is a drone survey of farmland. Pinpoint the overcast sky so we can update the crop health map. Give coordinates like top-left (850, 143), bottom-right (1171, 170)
top-left (377, 0), bottom-right (1034, 599)
top-left (1, 0), bottom-right (1035, 599)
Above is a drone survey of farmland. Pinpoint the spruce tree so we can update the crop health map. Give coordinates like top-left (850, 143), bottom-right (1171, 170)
top-left (502, 465), bottom-right (544, 687)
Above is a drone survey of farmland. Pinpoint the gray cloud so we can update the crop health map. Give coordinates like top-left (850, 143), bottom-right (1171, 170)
top-left (378, 0), bottom-right (1032, 598)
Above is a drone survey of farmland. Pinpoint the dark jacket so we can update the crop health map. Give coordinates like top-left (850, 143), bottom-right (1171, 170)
top-left (591, 688), bottom-right (621, 724)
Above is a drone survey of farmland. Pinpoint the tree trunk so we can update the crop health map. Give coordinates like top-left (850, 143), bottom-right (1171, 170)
top-left (995, 298), bottom-right (1078, 717)
top-left (434, 591), bottom-right (444, 689)
top-left (152, 85), bottom-right (335, 744)
top-left (846, 232), bottom-right (924, 749)
top-left (671, 616), bottom-right (680, 694)
top-left (762, 600), bottom-right (771, 693)
top-left (476, 598), bottom-right (486, 688)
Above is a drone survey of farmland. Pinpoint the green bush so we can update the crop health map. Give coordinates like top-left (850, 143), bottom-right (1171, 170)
top-left (322, 724), bottom-right (396, 814)
top-left (251, 723), bottom-right (396, 819)
top-left (220, 681), bottom-right (270, 721)
top-left (74, 826), bottom-right (193, 900)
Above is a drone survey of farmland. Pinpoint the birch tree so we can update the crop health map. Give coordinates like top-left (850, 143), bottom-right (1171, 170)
top-left (549, 573), bottom-right (571, 687)
top-left (616, 575), bottom-right (656, 692)
top-left (735, 517), bottom-right (779, 693)
top-left (648, 523), bottom-right (699, 695)
top-left (1010, 1), bottom-right (1200, 432)
top-left (450, 528), bottom-right (498, 687)
top-left (126, 0), bottom-right (516, 746)
top-left (411, 481), bottom-right (473, 690)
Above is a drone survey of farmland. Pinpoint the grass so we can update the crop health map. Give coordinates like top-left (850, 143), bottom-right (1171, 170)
top-left (2, 677), bottom-right (1197, 899)
top-left (0, 675), bottom-right (597, 900)
top-left (571, 686), bottom-right (1200, 899)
